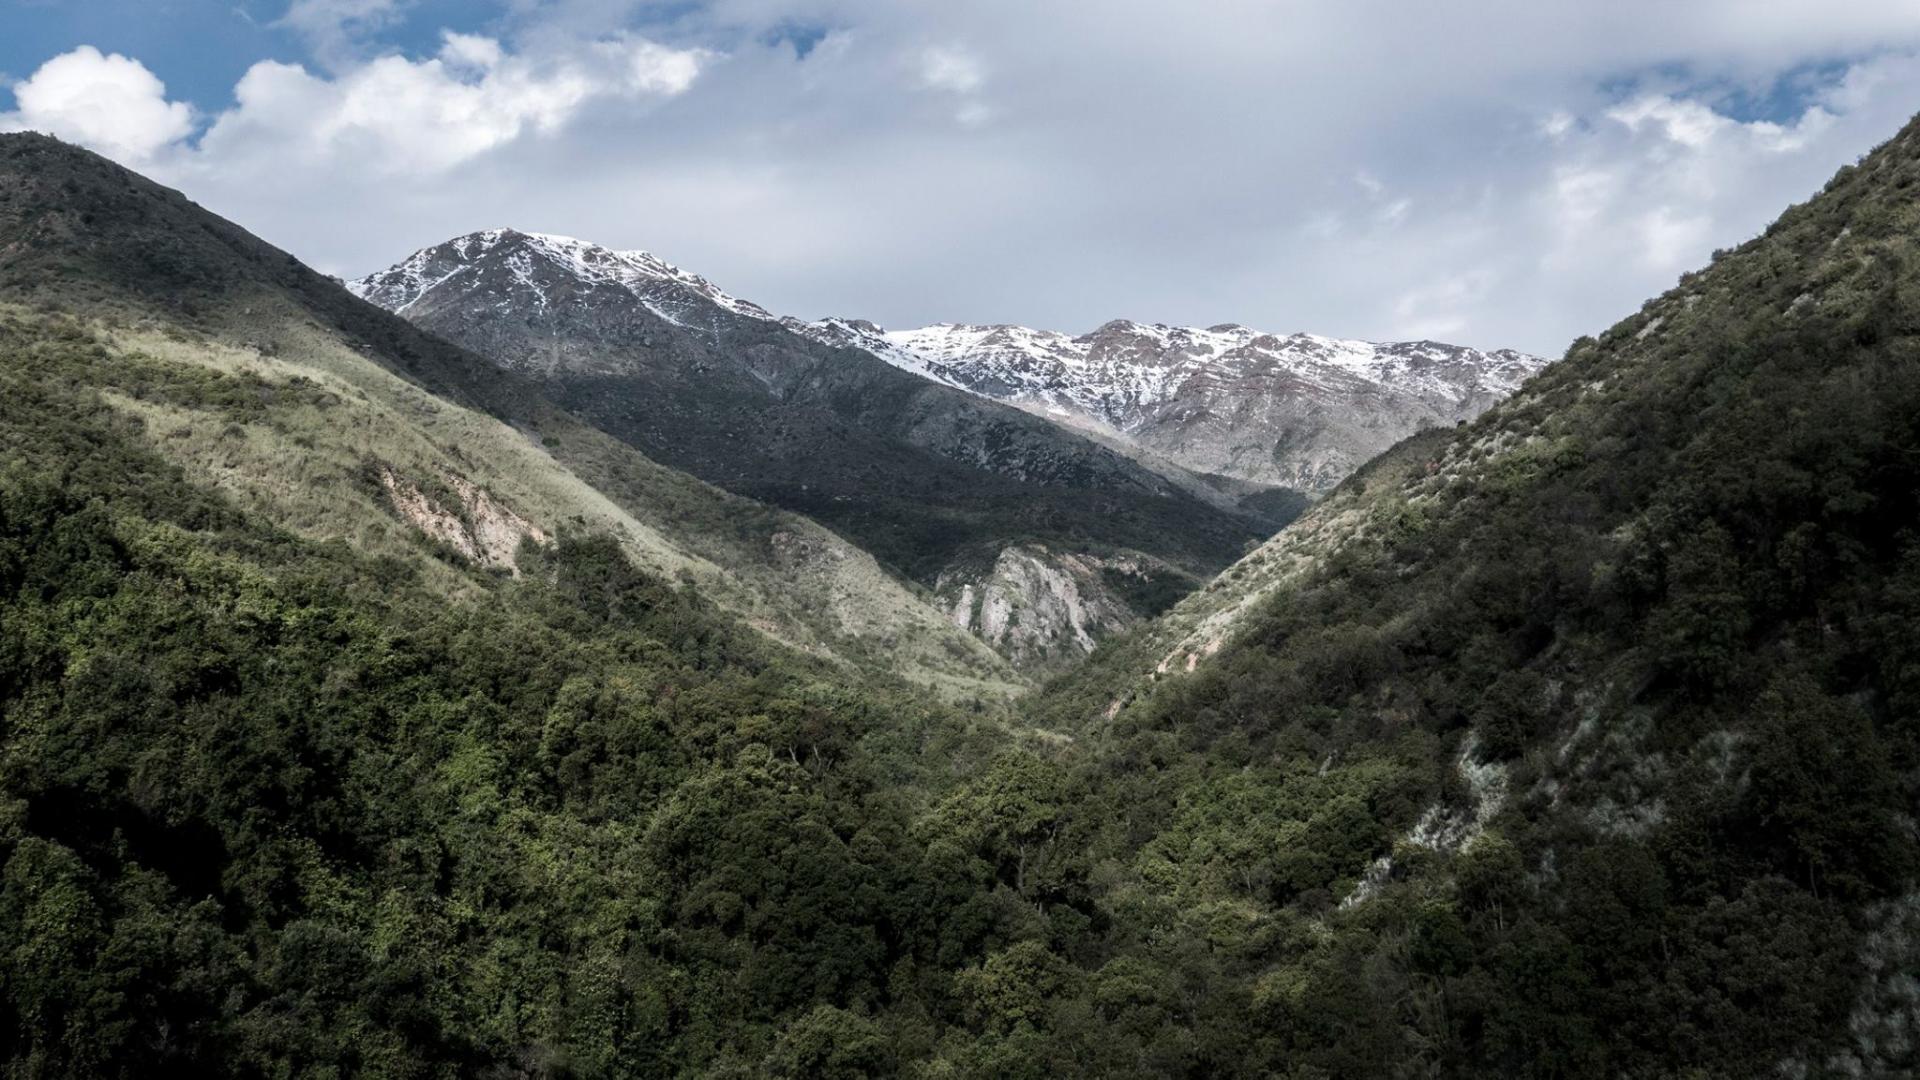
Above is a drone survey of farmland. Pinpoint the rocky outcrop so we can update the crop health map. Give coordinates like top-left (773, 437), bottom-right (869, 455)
top-left (935, 545), bottom-right (1155, 670)
top-left (379, 466), bottom-right (548, 573)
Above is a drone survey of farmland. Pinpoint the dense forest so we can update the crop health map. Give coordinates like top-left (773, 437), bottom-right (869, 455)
top-left (2, 112), bottom-right (1920, 1077)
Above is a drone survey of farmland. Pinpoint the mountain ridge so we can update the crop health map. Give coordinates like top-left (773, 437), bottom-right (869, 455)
top-left (0, 132), bottom-right (1024, 698)
top-left (349, 227), bottom-right (1298, 669)
top-left (794, 315), bottom-right (1548, 491)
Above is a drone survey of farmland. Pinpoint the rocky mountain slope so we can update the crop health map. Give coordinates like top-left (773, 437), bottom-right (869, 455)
top-left (1024, 109), bottom-right (1920, 1076)
top-left (797, 316), bottom-right (1546, 491)
top-left (0, 133), bottom-right (1021, 700)
top-left (351, 230), bottom-right (1294, 669)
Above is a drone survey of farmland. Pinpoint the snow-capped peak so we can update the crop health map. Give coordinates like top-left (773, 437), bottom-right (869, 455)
top-left (347, 228), bottom-right (775, 325)
top-left (783, 314), bottom-right (1549, 489)
top-left (831, 318), bottom-right (1543, 406)
top-left (347, 227), bottom-right (1547, 492)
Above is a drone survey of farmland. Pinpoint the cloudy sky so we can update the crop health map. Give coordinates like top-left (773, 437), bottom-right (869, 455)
top-left (5, 1), bottom-right (1920, 355)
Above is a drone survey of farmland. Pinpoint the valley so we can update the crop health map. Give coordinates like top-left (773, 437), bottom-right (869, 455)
top-left (3, 94), bottom-right (1920, 1079)
top-left (349, 228), bottom-right (1531, 671)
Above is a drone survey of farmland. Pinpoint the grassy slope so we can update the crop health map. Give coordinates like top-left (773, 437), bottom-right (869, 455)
top-left (0, 133), bottom-right (1022, 701)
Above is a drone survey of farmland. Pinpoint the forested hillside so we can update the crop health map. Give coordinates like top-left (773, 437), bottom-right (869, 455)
top-left (0, 134), bottom-right (1022, 701)
top-left (3, 102), bottom-right (1920, 1078)
top-left (1016, 108), bottom-right (1920, 1075)
top-left (0, 305), bottom-right (1031, 1073)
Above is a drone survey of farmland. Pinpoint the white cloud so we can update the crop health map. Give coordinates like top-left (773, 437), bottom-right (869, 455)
top-left (0, 46), bottom-right (194, 164)
top-left (612, 38), bottom-right (707, 95)
top-left (15, 3), bottom-right (1920, 357)
top-left (278, 0), bottom-right (407, 67)
top-left (193, 31), bottom-right (708, 176)
top-left (1636, 207), bottom-right (1713, 269)
top-left (1607, 96), bottom-right (1729, 147)
top-left (919, 46), bottom-right (985, 93)
top-left (440, 32), bottom-right (507, 74)
top-left (1393, 271), bottom-right (1494, 341)
top-left (1527, 74), bottom-right (1899, 295)
top-left (1550, 166), bottom-right (1618, 235)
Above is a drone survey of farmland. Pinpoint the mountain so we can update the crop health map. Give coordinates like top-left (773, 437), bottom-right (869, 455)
top-left (1022, 113), bottom-right (1920, 1075)
top-left (350, 230), bottom-right (1295, 668)
top-left (0, 133), bottom-right (1021, 700)
top-left (796, 316), bottom-right (1546, 491)
top-left (9, 103), bottom-right (1920, 1079)
top-left (0, 131), bottom-right (1062, 1076)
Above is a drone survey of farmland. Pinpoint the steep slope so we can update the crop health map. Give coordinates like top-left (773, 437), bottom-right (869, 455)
top-left (0, 301), bottom-right (1046, 1075)
top-left (351, 231), bottom-right (1295, 668)
top-left (1011, 115), bottom-right (1920, 1076)
top-left (0, 133), bottom-right (1020, 699)
top-left (797, 315), bottom-right (1546, 491)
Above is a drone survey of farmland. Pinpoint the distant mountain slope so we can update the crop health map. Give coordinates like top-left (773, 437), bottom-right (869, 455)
top-left (0, 133), bottom-right (1021, 699)
top-left (1023, 111), bottom-right (1920, 1076)
top-left (351, 230), bottom-right (1294, 669)
top-left (796, 316), bottom-right (1546, 491)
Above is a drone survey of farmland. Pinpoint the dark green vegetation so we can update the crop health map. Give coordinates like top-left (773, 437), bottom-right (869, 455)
top-left (4, 108), bottom-right (1920, 1078)
top-left (1021, 113), bottom-right (1920, 1075)
top-left (0, 308), bottom-right (1012, 1074)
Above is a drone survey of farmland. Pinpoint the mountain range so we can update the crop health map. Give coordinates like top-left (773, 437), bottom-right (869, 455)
top-left (346, 228), bottom-right (1294, 669)
top-left (346, 228), bottom-right (1537, 666)
top-left (796, 316), bottom-right (1545, 491)
top-left (5, 109), bottom-right (1920, 1078)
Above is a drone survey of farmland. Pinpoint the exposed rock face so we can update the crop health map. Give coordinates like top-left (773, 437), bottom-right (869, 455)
top-left (795, 317), bottom-right (1548, 492)
top-left (379, 467), bottom-right (548, 573)
top-left (1343, 734), bottom-right (1510, 909)
top-left (935, 545), bottom-right (1148, 669)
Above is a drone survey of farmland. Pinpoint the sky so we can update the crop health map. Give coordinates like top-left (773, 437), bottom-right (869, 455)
top-left (5, 2), bottom-right (1920, 356)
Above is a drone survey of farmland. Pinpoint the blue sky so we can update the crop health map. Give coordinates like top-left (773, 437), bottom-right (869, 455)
top-left (5, 1), bottom-right (1920, 356)
top-left (3, 1), bottom-right (483, 102)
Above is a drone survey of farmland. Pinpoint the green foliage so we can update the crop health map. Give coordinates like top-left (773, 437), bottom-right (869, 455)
top-left (8, 115), bottom-right (1920, 1078)
top-left (1006, 110), bottom-right (1920, 1076)
top-left (0, 308), bottom-right (1022, 1075)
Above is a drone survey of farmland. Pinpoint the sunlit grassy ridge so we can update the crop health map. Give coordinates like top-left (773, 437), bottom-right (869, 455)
top-left (0, 129), bottom-right (1023, 701)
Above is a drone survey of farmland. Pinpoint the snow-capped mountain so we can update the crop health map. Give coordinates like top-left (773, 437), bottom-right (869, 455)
top-left (352, 230), bottom-right (1546, 494)
top-left (349, 230), bottom-right (1286, 670)
top-left (348, 228), bottom-right (775, 324)
top-left (789, 317), bottom-right (1550, 492)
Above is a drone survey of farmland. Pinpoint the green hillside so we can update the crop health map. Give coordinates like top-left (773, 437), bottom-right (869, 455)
top-left (1014, 109), bottom-right (1920, 1076)
top-left (0, 134), bottom-right (1022, 702)
top-left (4, 100), bottom-right (1920, 1078)
top-left (0, 303), bottom-right (1030, 1074)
